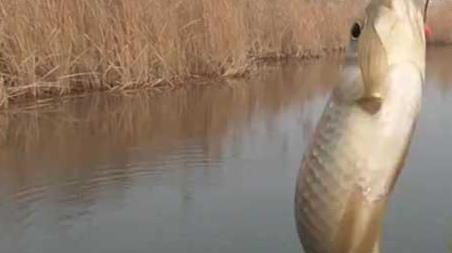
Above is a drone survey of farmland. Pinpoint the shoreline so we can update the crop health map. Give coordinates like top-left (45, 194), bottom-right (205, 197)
top-left (0, 1), bottom-right (450, 110)
top-left (0, 0), bottom-right (364, 109)
top-left (2, 43), bottom-right (451, 111)
top-left (3, 50), bottom-right (350, 112)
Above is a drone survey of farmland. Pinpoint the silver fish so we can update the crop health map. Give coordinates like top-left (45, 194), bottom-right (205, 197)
top-left (294, 0), bottom-right (427, 252)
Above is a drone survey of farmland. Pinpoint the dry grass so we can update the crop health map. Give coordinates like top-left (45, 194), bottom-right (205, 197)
top-left (0, 0), bottom-right (363, 108)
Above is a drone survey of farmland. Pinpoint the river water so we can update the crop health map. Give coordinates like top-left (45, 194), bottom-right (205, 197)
top-left (0, 47), bottom-right (451, 253)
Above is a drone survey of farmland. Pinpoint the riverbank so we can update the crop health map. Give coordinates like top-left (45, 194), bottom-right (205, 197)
top-left (0, 1), bottom-right (451, 109)
top-left (0, 0), bottom-right (364, 109)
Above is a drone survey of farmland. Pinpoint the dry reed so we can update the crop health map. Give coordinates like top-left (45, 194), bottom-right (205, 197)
top-left (428, 2), bottom-right (452, 44)
top-left (0, 0), bottom-right (363, 108)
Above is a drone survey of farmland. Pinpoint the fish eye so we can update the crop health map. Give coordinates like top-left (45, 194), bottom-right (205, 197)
top-left (350, 22), bottom-right (362, 40)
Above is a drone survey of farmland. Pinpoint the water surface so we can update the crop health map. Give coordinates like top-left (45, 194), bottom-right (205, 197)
top-left (1, 47), bottom-right (452, 253)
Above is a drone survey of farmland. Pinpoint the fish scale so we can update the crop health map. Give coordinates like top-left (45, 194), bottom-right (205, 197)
top-left (294, 0), bottom-right (426, 252)
top-left (296, 100), bottom-right (359, 252)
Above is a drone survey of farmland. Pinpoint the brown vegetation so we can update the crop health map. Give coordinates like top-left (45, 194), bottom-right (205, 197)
top-left (428, 2), bottom-right (452, 44)
top-left (0, 0), bottom-right (364, 108)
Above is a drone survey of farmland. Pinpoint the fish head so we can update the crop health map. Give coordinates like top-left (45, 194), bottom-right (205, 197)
top-left (355, 0), bottom-right (427, 100)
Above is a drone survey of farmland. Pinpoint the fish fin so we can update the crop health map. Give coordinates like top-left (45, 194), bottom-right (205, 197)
top-left (355, 4), bottom-right (396, 109)
top-left (358, 61), bottom-right (423, 115)
top-left (332, 188), bottom-right (386, 253)
top-left (332, 70), bottom-right (383, 115)
top-left (357, 95), bottom-right (383, 114)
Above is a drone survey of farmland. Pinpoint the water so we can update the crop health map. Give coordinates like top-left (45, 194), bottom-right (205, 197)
top-left (0, 47), bottom-right (452, 253)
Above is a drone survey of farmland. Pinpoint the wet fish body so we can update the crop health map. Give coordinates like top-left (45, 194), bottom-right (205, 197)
top-left (295, 63), bottom-right (421, 252)
top-left (294, 0), bottom-right (426, 252)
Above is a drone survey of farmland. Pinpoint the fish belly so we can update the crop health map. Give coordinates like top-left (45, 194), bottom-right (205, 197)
top-left (295, 97), bottom-right (416, 253)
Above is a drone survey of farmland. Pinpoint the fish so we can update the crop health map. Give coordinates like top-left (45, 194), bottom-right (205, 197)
top-left (294, 0), bottom-right (427, 252)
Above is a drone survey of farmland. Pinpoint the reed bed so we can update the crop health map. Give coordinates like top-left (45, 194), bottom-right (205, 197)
top-left (428, 2), bottom-right (452, 44)
top-left (0, 0), bottom-right (363, 108)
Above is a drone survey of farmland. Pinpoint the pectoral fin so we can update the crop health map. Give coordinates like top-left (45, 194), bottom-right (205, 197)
top-left (355, 4), bottom-right (399, 115)
top-left (333, 71), bottom-right (383, 114)
top-left (357, 94), bottom-right (383, 114)
top-left (357, 61), bottom-right (423, 115)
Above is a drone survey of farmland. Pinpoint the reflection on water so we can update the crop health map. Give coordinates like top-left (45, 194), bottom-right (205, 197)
top-left (0, 48), bottom-right (451, 253)
top-left (0, 60), bottom-right (341, 253)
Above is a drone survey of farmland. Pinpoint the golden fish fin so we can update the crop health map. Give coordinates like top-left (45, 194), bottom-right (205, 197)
top-left (332, 66), bottom-right (383, 114)
top-left (332, 188), bottom-right (386, 253)
top-left (357, 95), bottom-right (383, 114)
top-left (355, 5), bottom-right (397, 115)
top-left (358, 61), bottom-right (423, 115)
